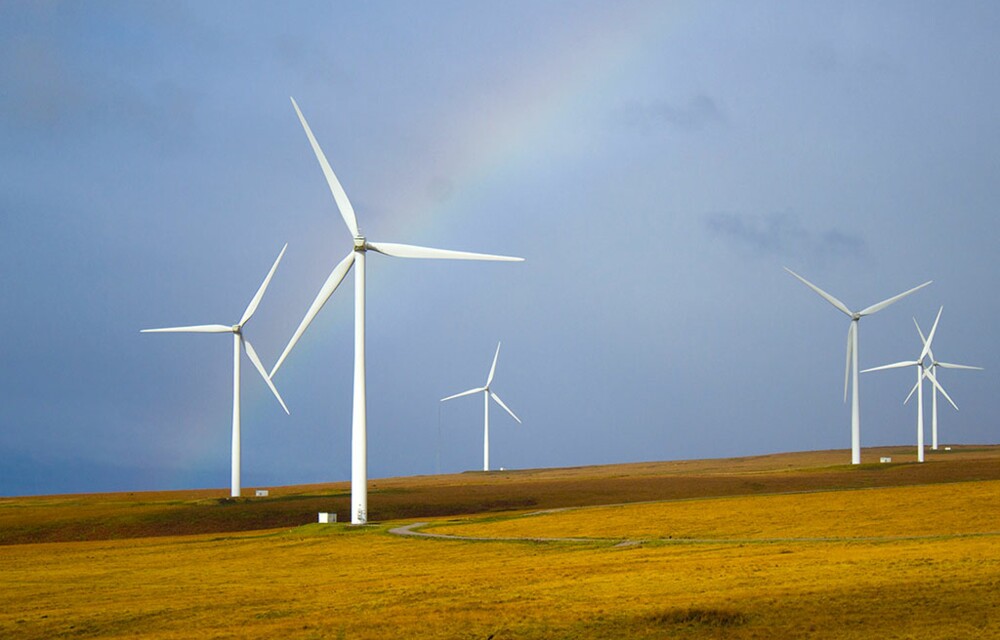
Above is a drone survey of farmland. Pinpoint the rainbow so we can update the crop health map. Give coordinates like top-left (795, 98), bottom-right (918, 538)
top-left (376, 2), bottom-right (691, 243)
top-left (195, 2), bottom-right (692, 487)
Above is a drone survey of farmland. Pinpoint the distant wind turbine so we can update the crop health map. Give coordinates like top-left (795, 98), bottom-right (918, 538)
top-left (862, 307), bottom-right (952, 462)
top-left (911, 311), bottom-right (983, 450)
top-left (785, 267), bottom-right (931, 464)
top-left (441, 342), bottom-right (522, 471)
top-left (142, 244), bottom-right (290, 497)
top-left (270, 98), bottom-right (524, 524)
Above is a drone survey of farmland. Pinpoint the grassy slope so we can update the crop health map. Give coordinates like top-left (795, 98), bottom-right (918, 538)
top-left (4, 525), bottom-right (998, 639)
top-left (429, 479), bottom-right (1000, 540)
top-left (1, 446), bottom-right (999, 639)
top-left (2, 445), bottom-right (999, 545)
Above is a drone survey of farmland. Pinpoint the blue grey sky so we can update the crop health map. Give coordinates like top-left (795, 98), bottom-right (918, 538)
top-left (2, 1), bottom-right (997, 495)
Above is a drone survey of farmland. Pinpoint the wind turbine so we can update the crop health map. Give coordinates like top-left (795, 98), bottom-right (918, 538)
top-left (270, 98), bottom-right (524, 524)
top-left (142, 244), bottom-right (290, 497)
top-left (441, 342), bottom-right (522, 471)
top-left (861, 307), bottom-right (952, 462)
top-left (911, 311), bottom-right (983, 450)
top-left (785, 267), bottom-right (931, 464)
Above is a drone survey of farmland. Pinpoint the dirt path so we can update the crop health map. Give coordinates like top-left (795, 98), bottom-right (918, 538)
top-left (387, 521), bottom-right (637, 546)
top-left (387, 520), bottom-right (1000, 546)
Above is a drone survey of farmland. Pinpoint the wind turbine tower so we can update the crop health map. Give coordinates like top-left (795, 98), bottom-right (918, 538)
top-left (143, 245), bottom-right (290, 497)
top-left (270, 99), bottom-right (524, 524)
top-left (785, 268), bottom-right (931, 464)
top-left (862, 308), bottom-right (950, 462)
top-left (912, 311), bottom-right (983, 450)
top-left (441, 342), bottom-right (522, 471)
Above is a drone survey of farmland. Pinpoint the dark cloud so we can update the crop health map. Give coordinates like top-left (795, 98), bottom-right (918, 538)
top-left (705, 212), bottom-right (867, 263)
top-left (618, 94), bottom-right (725, 132)
top-left (0, 10), bottom-right (200, 144)
top-left (426, 176), bottom-right (456, 204)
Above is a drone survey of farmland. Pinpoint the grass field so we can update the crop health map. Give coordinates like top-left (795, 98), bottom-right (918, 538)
top-left (2, 446), bottom-right (999, 638)
top-left (427, 480), bottom-right (1000, 541)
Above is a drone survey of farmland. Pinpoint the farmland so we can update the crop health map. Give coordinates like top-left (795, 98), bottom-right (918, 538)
top-left (2, 445), bottom-right (999, 638)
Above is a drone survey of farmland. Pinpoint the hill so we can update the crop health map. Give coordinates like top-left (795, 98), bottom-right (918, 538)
top-left (3, 445), bottom-right (998, 545)
top-left (2, 446), bottom-right (1000, 639)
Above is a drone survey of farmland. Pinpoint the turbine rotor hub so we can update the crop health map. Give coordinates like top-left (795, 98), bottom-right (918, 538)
top-left (232, 325), bottom-right (241, 333)
top-left (353, 236), bottom-right (367, 251)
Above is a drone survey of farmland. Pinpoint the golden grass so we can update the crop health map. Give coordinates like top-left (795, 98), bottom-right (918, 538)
top-left (429, 480), bottom-right (1000, 541)
top-left (2, 518), bottom-right (999, 638)
top-left (2, 448), bottom-right (1000, 638)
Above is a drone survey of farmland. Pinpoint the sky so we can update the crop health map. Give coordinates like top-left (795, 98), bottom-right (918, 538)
top-left (1, 1), bottom-right (998, 496)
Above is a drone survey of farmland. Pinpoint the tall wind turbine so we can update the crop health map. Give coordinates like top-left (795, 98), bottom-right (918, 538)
top-left (911, 311), bottom-right (983, 450)
top-left (143, 244), bottom-right (290, 497)
top-left (270, 98), bottom-right (524, 524)
top-left (862, 308), bottom-right (953, 462)
top-left (441, 342), bottom-right (522, 471)
top-left (785, 267), bottom-right (931, 464)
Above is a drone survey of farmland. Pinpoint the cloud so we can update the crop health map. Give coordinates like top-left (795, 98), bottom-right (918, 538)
top-left (425, 176), bottom-right (456, 204)
top-left (704, 212), bottom-right (867, 264)
top-left (0, 15), bottom-right (199, 144)
top-left (617, 94), bottom-right (725, 132)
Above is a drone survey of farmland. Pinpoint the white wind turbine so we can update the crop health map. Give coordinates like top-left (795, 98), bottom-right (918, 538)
top-left (270, 98), bottom-right (524, 524)
top-left (861, 307), bottom-right (953, 462)
top-left (910, 311), bottom-right (983, 450)
top-left (143, 244), bottom-right (290, 497)
top-left (785, 268), bottom-right (931, 464)
top-left (441, 342), bottom-right (522, 472)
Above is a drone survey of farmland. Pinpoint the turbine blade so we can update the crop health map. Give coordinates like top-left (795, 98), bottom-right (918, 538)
top-left (861, 361), bottom-right (920, 373)
top-left (913, 319), bottom-right (934, 362)
top-left (936, 362), bottom-right (984, 370)
top-left (441, 387), bottom-right (485, 402)
top-left (270, 251), bottom-right (355, 378)
top-left (858, 280), bottom-right (932, 316)
top-left (919, 306), bottom-right (943, 362)
top-left (924, 368), bottom-right (959, 411)
top-left (240, 243), bottom-right (288, 326)
top-left (784, 267), bottom-right (853, 317)
top-left (290, 97), bottom-right (360, 237)
top-left (242, 338), bottom-right (290, 415)
top-left (490, 391), bottom-right (522, 424)
top-left (367, 241), bottom-right (524, 262)
top-left (486, 342), bottom-right (501, 386)
top-left (141, 324), bottom-right (232, 333)
top-left (903, 376), bottom-right (921, 405)
top-left (844, 322), bottom-right (854, 403)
